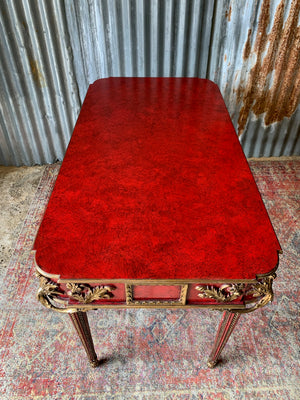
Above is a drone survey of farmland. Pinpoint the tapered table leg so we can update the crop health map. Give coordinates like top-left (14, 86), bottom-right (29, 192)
top-left (69, 311), bottom-right (100, 367)
top-left (207, 310), bottom-right (241, 368)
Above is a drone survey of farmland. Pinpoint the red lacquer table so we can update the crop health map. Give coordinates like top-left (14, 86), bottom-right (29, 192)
top-left (33, 78), bottom-right (281, 368)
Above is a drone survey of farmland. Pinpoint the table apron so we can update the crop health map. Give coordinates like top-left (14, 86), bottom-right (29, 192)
top-left (36, 272), bottom-right (276, 314)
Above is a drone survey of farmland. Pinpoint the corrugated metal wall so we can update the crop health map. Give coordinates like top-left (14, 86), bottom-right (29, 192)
top-left (0, 0), bottom-right (299, 166)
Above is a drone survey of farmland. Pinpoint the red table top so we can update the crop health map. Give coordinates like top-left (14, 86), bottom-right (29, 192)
top-left (34, 78), bottom-right (281, 281)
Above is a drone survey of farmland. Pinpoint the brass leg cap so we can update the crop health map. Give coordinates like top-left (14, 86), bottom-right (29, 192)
top-left (207, 359), bottom-right (218, 369)
top-left (89, 359), bottom-right (101, 368)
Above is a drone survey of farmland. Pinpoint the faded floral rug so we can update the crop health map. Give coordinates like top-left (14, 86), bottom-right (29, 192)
top-left (0, 159), bottom-right (299, 399)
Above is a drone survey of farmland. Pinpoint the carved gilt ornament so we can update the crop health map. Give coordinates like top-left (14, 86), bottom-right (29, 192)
top-left (36, 273), bottom-right (115, 313)
top-left (195, 273), bottom-right (276, 313)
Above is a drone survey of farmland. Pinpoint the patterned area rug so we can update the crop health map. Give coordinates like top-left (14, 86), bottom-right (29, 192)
top-left (0, 160), bottom-right (299, 400)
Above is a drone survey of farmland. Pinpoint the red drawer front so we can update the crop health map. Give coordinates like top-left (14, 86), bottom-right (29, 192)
top-left (132, 285), bottom-right (181, 301)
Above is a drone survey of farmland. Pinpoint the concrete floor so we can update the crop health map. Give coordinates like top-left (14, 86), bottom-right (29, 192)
top-left (0, 165), bottom-right (46, 273)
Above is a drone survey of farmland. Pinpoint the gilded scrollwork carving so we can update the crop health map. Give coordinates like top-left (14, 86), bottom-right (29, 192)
top-left (36, 271), bottom-right (276, 313)
top-left (244, 273), bottom-right (276, 312)
top-left (66, 282), bottom-right (115, 303)
top-left (36, 273), bottom-right (69, 312)
top-left (36, 272), bottom-right (115, 313)
top-left (195, 283), bottom-right (245, 302)
top-left (195, 273), bottom-right (276, 313)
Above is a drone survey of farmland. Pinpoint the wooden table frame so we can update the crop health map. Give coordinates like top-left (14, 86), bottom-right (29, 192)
top-left (33, 78), bottom-right (281, 369)
top-left (35, 257), bottom-right (279, 368)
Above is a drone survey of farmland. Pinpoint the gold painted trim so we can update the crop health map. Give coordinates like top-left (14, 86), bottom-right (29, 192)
top-left (256, 250), bottom-right (281, 279)
top-left (57, 277), bottom-right (258, 284)
top-left (32, 252), bottom-right (61, 281)
top-left (180, 284), bottom-right (188, 305)
top-left (70, 303), bottom-right (246, 310)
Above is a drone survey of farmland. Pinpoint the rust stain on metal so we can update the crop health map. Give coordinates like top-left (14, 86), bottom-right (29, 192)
top-left (30, 59), bottom-right (46, 88)
top-left (238, 0), bottom-right (300, 135)
top-left (226, 4), bottom-right (232, 22)
top-left (243, 29), bottom-right (252, 60)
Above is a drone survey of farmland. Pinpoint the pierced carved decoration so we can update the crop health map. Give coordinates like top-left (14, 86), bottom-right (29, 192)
top-left (195, 273), bottom-right (276, 313)
top-left (36, 274), bottom-right (65, 311)
top-left (196, 283), bottom-right (245, 302)
top-left (244, 273), bottom-right (276, 311)
top-left (66, 282), bottom-right (115, 303)
top-left (36, 273), bottom-right (115, 313)
top-left (36, 271), bottom-right (276, 313)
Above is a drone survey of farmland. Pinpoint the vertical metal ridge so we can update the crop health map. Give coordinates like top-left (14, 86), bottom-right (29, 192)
top-left (0, 0), bottom-right (80, 165)
top-left (160, 0), bottom-right (173, 76)
top-left (1, 0), bottom-right (43, 165)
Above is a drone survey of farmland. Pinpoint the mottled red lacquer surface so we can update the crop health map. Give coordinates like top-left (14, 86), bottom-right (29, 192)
top-left (34, 78), bottom-right (280, 280)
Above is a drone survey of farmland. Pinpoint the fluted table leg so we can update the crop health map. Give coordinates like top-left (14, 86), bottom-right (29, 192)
top-left (207, 310), bottom-right (241, 368)
top-left (69, 311), bottom-right (100, 367)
